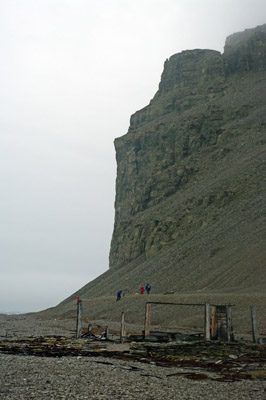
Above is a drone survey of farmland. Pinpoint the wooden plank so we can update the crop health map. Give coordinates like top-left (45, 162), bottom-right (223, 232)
top-left (144, 302), bottom-right (151, 339)
top-left (105, 327), bottom-right (109, 340)
top-left (211, 305), bottom-right (218, 340)
top-left (147, 302), bottom-right (206, 306)
top-left (76, 300), bottom-right (82, 339)
top-left (120, 312), bottom-right (126, 343)
top-left (251, 306), bottom-right (259, 343)
top-left (226, 306), bottom-right (233, 342)
top-left (205, 303), bottom-right (211, 341)
top-left (79, 300), bottom-right (83, 336)
top-left (147, 302), bottom-right (234, 306)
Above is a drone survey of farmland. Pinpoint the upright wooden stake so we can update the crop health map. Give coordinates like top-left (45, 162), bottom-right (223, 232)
top-left (144, 302), bottom-right (151, 339)
top-left (251, 306), bottom-right (259, 343)
top-left (120, 312), bottom-right (126, 343)
top-left (211, 305), bottom-right (218, 340)
top-left (76, 300), bottom-right (82, 339)
top-left (205, 303), bottom-right (211, 341)
top-left (226, 306), bottom-right (233, 342)
top-left (105, 327), bottom-right (109, 340)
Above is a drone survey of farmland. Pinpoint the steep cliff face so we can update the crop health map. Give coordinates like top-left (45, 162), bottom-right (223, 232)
top-left (223, 23), bottom-right (266, 73)
top-left (109, 24), bottom-right (266, 274)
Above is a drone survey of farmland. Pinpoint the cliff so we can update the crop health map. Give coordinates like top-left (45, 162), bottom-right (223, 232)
top-left (59, 24), bottom-right (266, 307)
top-left (106, 23), bottom-right (266, 292)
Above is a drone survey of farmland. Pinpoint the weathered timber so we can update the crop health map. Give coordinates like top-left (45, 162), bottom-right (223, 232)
top-left (147, 302), bottom-right (206, 306)
top-left (104, 327), bottom-right (109, 340)
top-left (226, 306), bottom-right (234, 342)
top-left (76, 300), bottom-right (82, 339)
top-left (251, 306), bottom-right (259, 343)
top-left (205, 303), bottom-right (211, 341)
top-left (120, 312), bottom-right (126, 343)
top-left (129, 331), bottom-right (204, 343)
top-left (144, 303), bottom-right (151, 339)
top-left (211, 306), bottom-right (218, 340)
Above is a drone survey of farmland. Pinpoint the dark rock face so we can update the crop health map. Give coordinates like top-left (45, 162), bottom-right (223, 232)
top-left (109, 24), bottom-right (266, 280)
top-left (223, 24), bottom-right (266, 73)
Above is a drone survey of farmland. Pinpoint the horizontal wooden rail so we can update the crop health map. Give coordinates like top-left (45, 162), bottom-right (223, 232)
top-left (146, 302), bottom-right (206, 306)
top-left (146, 302), bottom-right (234, 307)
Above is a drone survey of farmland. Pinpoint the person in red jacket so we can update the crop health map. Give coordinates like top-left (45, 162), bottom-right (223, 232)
top-left (140, 286), bottom-right (145, 295)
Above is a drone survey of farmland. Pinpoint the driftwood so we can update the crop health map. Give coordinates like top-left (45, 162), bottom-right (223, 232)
top-left (81, 324), bottom-right (109, 340)
top-left (130, 331), bottom-right (204, 343)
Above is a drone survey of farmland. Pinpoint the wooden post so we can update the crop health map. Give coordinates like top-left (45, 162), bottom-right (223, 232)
top-left (76, 300), bottom-right (82, 339)
top-left (226, 306), bottom-right (233, 342)
top-left (120, 312), bottom-right (126, 343)
top-left (205, 303), bottom-right (211, 341)
top-left (105, 327), bottom-right (109, 340)
top-left (211, 305), bottom-right (218, 340)
top-left (144, 302), bottom-right (151, 339)
top-left (251, 306), bottom-right (259, 343)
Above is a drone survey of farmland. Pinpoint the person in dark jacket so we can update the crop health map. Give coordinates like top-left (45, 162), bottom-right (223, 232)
top-left (145, 283), bottom-right (151, 294)
top-left (116, 290), bottom-right (122, 301)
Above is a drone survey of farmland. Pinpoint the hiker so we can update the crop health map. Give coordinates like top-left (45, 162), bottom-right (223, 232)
top-left (140, 286), bottom-right (145, 295)
top-left (116, 290), bottom-right (122, 301)
top-left (145, 283), bottom-right (151, 294)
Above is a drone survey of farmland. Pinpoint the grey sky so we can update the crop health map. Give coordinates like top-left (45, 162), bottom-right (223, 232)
top-left (1, 0), bottom-right (265, 313)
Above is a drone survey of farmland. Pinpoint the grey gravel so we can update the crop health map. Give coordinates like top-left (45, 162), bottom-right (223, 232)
top-left (1, 353), bottom-right (266, 400)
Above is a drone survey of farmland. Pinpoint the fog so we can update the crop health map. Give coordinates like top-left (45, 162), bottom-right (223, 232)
top-left (0, 0), bottom-right (265, 313)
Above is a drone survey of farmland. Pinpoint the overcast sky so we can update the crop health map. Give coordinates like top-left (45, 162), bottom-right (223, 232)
top-left (0, 0), bottom-right (265, 313)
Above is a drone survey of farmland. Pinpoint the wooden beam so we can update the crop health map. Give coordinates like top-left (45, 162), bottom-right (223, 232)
top-left (144, 302), bottom-right (151, 339)
top-left (211, 305), bottom-right (218, 340)
top-left (205, 303), bottom-right (211, 341)
top-left (76, 300), bottom-right (82, 339)
top-left (226, 306), bottom-right (233, 342)
top-left (105, 327), bottom-right (109, 340)
top-left (251, 306), bottom-right (259, 343)
top-left (147, 302), bottom-right (206, 306)
top-left (120, 312), bottom-right (126, 343)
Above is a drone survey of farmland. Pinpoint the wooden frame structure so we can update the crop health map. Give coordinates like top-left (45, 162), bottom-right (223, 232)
top-left (144, 301), bottom-right (234, 342)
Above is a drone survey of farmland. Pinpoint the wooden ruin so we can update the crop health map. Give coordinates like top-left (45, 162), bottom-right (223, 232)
top-left (205, 303), bottom-right (234, 342)
top-left (75, 298), bottom-right (263, 344)
top-left (144, 302), bottom-right (234, 342)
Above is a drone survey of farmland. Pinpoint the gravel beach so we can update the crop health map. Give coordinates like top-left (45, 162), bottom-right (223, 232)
top-left (1, 314), bottom-right (266, 399)
top-left (1, 352), bottom-right (266, 400)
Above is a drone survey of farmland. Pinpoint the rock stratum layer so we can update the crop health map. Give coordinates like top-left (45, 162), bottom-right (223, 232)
top-left (107, 24), bottom-right (266, 290)
top-left (63, 24), bottom-right (266, 303)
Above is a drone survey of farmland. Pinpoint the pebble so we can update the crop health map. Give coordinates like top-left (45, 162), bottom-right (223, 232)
top-left (1, 353), bottom-right (266, 399)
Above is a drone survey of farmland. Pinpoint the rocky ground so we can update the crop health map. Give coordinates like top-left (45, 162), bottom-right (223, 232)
top-left (1, 351), bottom-right (266, 400)
top-left (1, 312), bottom-right (266, 399)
